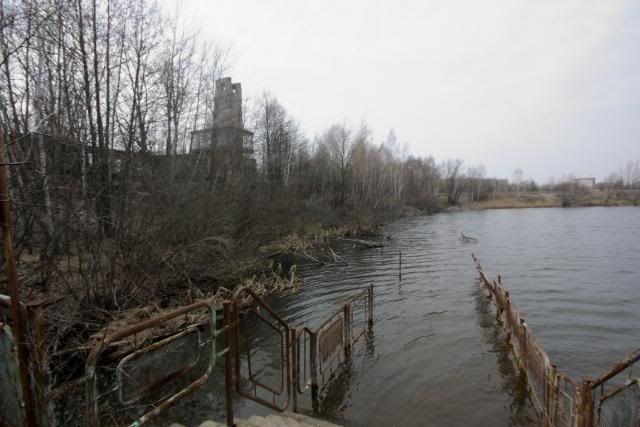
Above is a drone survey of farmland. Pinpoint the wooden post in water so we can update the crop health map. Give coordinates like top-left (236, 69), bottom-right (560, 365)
top-left (399, 251), bottom-right (402, 281)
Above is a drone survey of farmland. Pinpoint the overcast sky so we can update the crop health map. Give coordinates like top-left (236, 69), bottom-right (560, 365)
top-left (169, 0), bottom-right (640, 182)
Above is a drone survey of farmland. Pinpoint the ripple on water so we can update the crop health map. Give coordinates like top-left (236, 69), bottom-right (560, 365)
top-left (159, 207), bottom-right (640, 427)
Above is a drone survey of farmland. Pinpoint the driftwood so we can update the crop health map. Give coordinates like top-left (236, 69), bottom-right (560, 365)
top-left (267, 248), bottom-right (352, 267)
top-left (329, 247), bottom-right (348, 266)
top-left (302, 251), bottom-right (325, 266)
top-left (336, 237), bottom-right (384, 249)
top-left (459, 233), bottom-right (478, 244)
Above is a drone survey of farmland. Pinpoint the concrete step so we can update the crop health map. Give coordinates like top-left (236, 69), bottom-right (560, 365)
top-left (183, 411), bottom-right (341, 427)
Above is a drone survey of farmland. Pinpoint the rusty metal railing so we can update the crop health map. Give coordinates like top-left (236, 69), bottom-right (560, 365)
top-left (582, 349), bottom-right (640, 427)
top-left (472, 254), bottom-right (639, 427)
top-left (5, 282), bottom-right (374, 427)
top-left (84, 300), bottom-right (225, 427)
top-left (473, 254), bottom-right (581, 426)
top-left (291, 284), bottom-right (374, 411)
top-left (222, 284), bottom-right (374, 418)
top-left (226, 286), bottom-right (292, 413)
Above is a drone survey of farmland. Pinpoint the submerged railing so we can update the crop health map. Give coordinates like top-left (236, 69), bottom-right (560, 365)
top-left (472, 254), bottom-right (640, 427)
top-left (292, 285), bottom-right (373, 410)
top-left (0, 285), bottom-right (373, 427)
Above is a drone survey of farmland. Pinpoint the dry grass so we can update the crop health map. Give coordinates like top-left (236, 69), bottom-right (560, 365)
top-left (469, 193), bottom-right (561, 210)
top-left (464, 191), bottom-right (637, 210)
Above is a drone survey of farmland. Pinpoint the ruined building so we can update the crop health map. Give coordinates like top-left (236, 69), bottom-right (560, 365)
top-left (190, 78), bottom-right (255, 175)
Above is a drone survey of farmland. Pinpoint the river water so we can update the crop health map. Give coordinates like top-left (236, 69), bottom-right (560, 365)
top-left (162, 206), bottom-right (640, 426)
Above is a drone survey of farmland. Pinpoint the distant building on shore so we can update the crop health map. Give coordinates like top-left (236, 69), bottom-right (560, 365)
top-left (572, 177), bottom-right (595, 189)
top-left (190, 77), bottom-right (255, 173)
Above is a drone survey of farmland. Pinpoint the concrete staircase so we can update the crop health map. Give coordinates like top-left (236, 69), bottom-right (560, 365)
top-left (171, 412), bottom-right (341, 427)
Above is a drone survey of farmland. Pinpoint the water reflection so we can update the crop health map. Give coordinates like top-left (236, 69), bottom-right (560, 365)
top-left (472, 280), bottom-right (537, 426)
top-left (316, 326), bottom-right (376, 417)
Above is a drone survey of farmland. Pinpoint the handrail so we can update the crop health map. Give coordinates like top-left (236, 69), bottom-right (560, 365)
top-left (588, 348), bottom-right (640, 389)
top-left (46, 283), bottom-right (374, 426)
top-left (473, 254), bottom-right (640, 427)
top-left (292, 284), bottom-right (373, 410)
top-left (85, 300), bottom-right (216, 426)
top-left (227, 286), bottom-right (292, 412)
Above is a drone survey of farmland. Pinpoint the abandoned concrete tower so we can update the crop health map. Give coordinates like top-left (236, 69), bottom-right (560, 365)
top-left (191, 77), bottom-right (255, 172)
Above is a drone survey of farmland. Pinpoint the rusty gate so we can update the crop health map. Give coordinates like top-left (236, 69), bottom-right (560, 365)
top-left (0, 284), bottom-right (373, 427)
top-left (224, 284), bottom-right (374, 420)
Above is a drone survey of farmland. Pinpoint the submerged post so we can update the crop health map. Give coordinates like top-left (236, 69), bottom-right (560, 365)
top-left (343, 304), bottom-right (352, 358)
top-left (291, 328), bottom-right (298, 413)
top-left (399, 251), bottom-right (402, 281)
top-left (222, 301), bottom-right (235, 427)
top-left (582, 380), bottom-right (593, 427)
top-left (368, 283), bottom-right (374, 326)
top-left (309, 332), bottom-right (319, 411)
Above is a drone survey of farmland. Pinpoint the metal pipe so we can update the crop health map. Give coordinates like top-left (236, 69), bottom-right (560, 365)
top-left (223, 301), bottom-right (235, 427)
top-left (291, 328), bottom-right (298, 413)
top-left (85, 300), bottom-right (212, 425)
top-left (0, 129), bottom-right (37, 427)
top-left (309, 332), bottom-right (319, 411)
top-left (343, 304), bottom-right (351, 358)
top-left (368, 283), bottom-right (374, 326)
top-left (582, 379), bottom-right (593, 427)
top-left (588, 348), bottom-right (640, 388)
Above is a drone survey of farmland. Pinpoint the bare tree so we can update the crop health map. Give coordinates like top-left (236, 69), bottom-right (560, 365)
top-left (443, 159), bottom-right (465, 206)
top-left (513, 168), bottom-right (524, 196)
top-left (621, 160), bottom-right (640, 189)
top-left (324, 122), bottom-right (352, 206)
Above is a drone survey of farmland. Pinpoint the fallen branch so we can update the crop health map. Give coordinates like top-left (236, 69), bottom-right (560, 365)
top-left (301, 251), bottom-right (325, 266)
top-left (329, 247), bottom-right (348, 266)
top-left (336, 237), bottom-right (384, 249)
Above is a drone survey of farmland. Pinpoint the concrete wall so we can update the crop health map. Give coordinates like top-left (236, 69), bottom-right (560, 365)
top-left (213, 78), bottom-right (243, 129)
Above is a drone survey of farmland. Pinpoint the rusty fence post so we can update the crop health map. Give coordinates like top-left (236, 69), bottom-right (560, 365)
top-left (550, 366), bottom-right (558, 425)
top-left (368, 283), bottom-right (374, 326)
top-left (582, 380), bottom-right (593, 427)
top-left (343, 304), bottom-right (351, 359)
top-left (309, 332), bottom-right (319, 412)
top-left (551, 368), bottom-right (559, 426)
top-left (222, 301), bottom-right (235, 427)
top-left (543, 365), bottom-right (550, 423)
top-left (0, 129), bottom-right (37, 427)
top-left (291, 328), bottom-right (298, 413)
top-left (520, 321), bottom-right (529, 379)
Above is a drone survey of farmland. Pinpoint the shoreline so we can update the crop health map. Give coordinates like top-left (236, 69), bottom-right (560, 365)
top-left (443, 191), bottom-right (639, 212)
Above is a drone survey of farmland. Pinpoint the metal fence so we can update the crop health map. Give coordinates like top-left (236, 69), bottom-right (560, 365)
top-left (225, 284), bottom-right (374, 416)
top-left (291, 284), bottom-right (374, 410)
top-left (1, 284), bottom-right (374, 427)
top-left (1, 323), bottom-right (25, 427)
top-left (583, 349), bottom-right (640, 427)
top-left (472, 254), bottom-right (639, 427)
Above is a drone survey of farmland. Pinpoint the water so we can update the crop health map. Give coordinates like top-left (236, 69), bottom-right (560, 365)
top-left (162, 206), bottom-right (640, 426)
